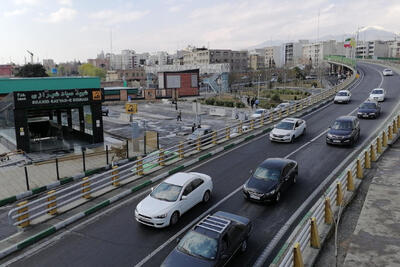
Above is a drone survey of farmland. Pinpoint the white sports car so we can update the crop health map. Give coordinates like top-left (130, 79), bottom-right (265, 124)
top-left (269, 118), bottom-right (306, 143)
top-left (135, 172), bottom-right (213, 228)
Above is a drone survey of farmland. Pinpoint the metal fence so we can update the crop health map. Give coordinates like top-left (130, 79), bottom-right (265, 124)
top-left (269, 93), bottom-right (400, 267)
top-left (8, 60), bottom-right (357, 228)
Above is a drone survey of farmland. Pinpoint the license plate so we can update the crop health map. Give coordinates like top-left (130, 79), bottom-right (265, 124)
top-left (249, 194), bottom-right (260, 200)
top-left (333, 140), bottom-right (341, 143)
top-left (363, 114), bottom-right (369, 117)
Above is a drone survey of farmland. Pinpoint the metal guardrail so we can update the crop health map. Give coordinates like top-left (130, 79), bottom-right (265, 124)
top-left (271, 95), bottom-right (400, 267)
top-left (8, 61), bottom-right (357, 228)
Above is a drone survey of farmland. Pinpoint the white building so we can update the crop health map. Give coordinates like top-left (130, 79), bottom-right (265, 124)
top-left (265, 46), bottom-right (283, 68)
top-left (388, 41), bottom-right (400, 58)
top-left (282, 42), bottom-right (304, 66)
top-left (356, 41), bottom-right (389, 59)
top-left (302, 40), bottom-right (345, 66)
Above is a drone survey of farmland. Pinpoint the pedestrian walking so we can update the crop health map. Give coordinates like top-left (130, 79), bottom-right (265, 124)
top-left (250, 98), bottom-right (255, 109)
top-left (255, 98), bottom-right (259, 108)
top-left (247, 96), bottom-right (250, 105)
top-left (192, 123), bottom-right (196, 133)
top-left (176, 110), bottom-right (182, 121)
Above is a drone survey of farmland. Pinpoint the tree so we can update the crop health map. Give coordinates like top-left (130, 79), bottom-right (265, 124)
top-left (78, 63), bottom-right (106, 79)
top-left (15, 64), bottom-right (48, 77)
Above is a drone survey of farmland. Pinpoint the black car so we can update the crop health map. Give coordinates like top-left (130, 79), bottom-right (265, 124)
top-left (357, 101), bottom-right (381, 119)
top-left (243, 158), bottom-right (298, 203)
top-left (101, 106), bottom-right (109, 116)
top-left (326, 116), bottom-right (360, 146)
top-left (161, 211), bottom-right (252, 267)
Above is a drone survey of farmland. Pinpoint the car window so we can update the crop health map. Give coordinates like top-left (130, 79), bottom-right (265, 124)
top-left (360, 103), bottom-right (377, 109)
top-left (182, 183), bottom-right (194, 196)
top-left (276, 121), bottom-right (295, 130)
top-left (150, 182), bottom-right (182, 202)
top-left (372, 89), bottom-right (383, 94)
top-left (281, 166), bottom-right (291, 178)
top-left (227, 225), bottom-right (243, 247)
top-left (177, 231), bottom-right (218, 260)
top-left (253, 167), bottom-right (280, 181)
top-left (332, 120), bottom-right (352, 130)
top-left (191, 178), bottom-right (204, 190)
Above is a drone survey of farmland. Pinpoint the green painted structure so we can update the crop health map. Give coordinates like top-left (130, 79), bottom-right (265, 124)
top-left (0, 77), bottom-right (101, 95)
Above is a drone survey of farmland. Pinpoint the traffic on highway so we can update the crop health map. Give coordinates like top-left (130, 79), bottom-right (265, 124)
top-left (3, 63), bottom-right (400, 267)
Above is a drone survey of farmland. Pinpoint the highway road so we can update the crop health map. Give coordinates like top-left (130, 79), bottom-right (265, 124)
top-left (5, 62), bottom-right (400, 267)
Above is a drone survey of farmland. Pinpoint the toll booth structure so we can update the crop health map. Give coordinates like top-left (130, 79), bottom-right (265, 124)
top-left (0, 77), bottom-right (104, 153)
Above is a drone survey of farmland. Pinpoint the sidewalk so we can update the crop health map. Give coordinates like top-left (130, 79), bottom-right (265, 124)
top-left (343, 140), bottom-right (400, 266)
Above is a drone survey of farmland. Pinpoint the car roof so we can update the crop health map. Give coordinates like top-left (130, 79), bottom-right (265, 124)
top-left (259, 158), bottom-right (296, 170)
top-left (281, 117), bottom-right (301, 123)
top-left (362, 100), bottom-right (378, 105)
top-left (338, 90), bottom-right (350, 93)
top-left (335, 115), bottom-right (356, 122)
top-left (164, 172), bottom-right (196, 186)
top-left (371, 88), bottom-right (384, 91)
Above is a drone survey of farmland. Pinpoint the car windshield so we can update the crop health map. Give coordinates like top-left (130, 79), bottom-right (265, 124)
top-left (177, 231), bottom-right (218, 260)
top-left (255, 110), bottom-right (264, 114)
top-left (253, 166), bottom-right (281, 181)
top-left (150, 182), bottom-right (182, 202)
top-left (337, 92), bottom-right (348, 96)
top-left (360, 103), bottom-right (376, 109)
top-left (371, 89), bottom-right (383, 94)
top-left (332, 120), bottom-right (352, 130)
top-left (276, 121), bottom-right (294, 130)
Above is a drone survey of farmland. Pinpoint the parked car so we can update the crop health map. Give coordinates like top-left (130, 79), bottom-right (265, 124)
top-left (131, 150), bottom-right (179, 173)
top-left (334, 90), bottom-right (351, 104)
top-left (269, 118), bottom-right (306, 143)
top-left (250, 108), bottom-right (268, 119)
top-left (102, 106), bottom-right (109, 116)
top-left (243, 158), bottom-right (298, 203)
top-left (135, 172), bottom-right (213, 228)
top-left (368, 88), bottom-right (386, 102)
top-left (326, 116), bottom-right (360, 146)
top-left (273, 102), bottom-right (291, 113)
top-left (382, 69), bottom-right (393, 76)
top-left (357, 101), bottom-right (381, 119)
top-left (186, 127), bottom-right (213, 145)
top-left (161, 211), bottom-right (252, 267)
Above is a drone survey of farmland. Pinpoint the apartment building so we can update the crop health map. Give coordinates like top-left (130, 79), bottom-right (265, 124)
top-left (302, 40), bottom-right (343, 66)
top-left (249, 53), bottom-right (265, 70)
top-left (265, 46), bottom-right (283, 68)
top-left (283, 42), bottom-right (304, 66)
top-left (183, 48), bottom-right (248, 72)
top-left (356, 41), bottom-right (389, 58)
top-left (388, 41), bottom-right (400, 58)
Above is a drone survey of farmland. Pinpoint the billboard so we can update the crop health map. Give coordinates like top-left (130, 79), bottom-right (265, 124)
top-left (166, 75), bottom-right (181, 89)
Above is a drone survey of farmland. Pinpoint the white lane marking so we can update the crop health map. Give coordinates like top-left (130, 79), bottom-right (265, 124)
top-left (6, 66), bottom-right (371, 265)
top-left (134, 186), bottom-right (243, 267)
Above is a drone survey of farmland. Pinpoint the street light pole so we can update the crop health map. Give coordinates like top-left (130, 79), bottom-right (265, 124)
top-left (257, 73), bottom-right (260, 99)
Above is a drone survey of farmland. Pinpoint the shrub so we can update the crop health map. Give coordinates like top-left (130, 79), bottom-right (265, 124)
top-left (224, 101), bottom-right (234, 107)
top-left (235, 102), bottom-right (245, 108)
top-left (205, 98), bottom-right (215, 105)
top-left (271, 93), bottom-right (280, 102)
top-left (215, 100), bottom-right (225, 106)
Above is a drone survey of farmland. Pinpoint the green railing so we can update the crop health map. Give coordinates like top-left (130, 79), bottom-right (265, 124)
top-left (324, 55), bottom-right (356, 68)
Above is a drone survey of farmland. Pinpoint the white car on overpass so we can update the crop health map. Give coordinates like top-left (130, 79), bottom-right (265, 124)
top-left (334, 90), bottom-right (351, 104)
top-left (269, 118), bottom-right (306, 143)
top-left (250, 108), bottom-right (268, 119)
top-left (382, 69), bottom-right (393, 76)
top-left (368, 88), bottom-right (386, 102)
top-left (135, 172), bottom-right (213, 228)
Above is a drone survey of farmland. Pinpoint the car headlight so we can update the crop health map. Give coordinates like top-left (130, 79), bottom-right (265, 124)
top-left (243, 184), bottom-right (249, 192)
top-left (154, 213), bottom-right (167, 219)
top-left (284, 133), bottom-right (291, 137)
top-left (266, 189), bottom-right (276, 195)
top-left (357, 112), bottom-right (363, 115)
top-left (327, 133), bottom-right (333, 138)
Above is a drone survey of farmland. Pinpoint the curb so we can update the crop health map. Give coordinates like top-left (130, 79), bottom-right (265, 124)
top-left (0, 95), bottom-right (336, 261)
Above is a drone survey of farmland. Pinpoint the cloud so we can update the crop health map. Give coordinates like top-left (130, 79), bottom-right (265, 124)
top-left (89, 9), bottom-right (149, 25)
top-left (58, 0), bottom-right (72, 6)
top-left (168, 5), bottom-right (182, 12)
top-left (4, 8), bottom-right (27, 17)
top-left (13, 0), bottom-right (42, 5)
top-left (39, 7), bottom-right (77, 23)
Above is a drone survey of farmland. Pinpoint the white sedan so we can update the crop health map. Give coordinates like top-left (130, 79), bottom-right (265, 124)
top-left (250, 108), bottom-right (268, 119)
top-left (135, 172), bottom-right (213, 228)
top-left (273, 102), bottom-right (291, 112)
top-left (269, 118), bottom-right (306, 143)
top-left (368, 88), bottom-right (386, 102)
top-left (334, 90), bottom-right (351, 104)
top-left (382, 69), bottom-right (393, 76)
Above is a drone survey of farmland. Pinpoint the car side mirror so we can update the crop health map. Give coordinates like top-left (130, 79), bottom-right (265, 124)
top-left (249, 169), bottom-right (253, 174)
top-left (181, 195), bottom-right (187, 201)
top-left (176, 237), bottom-right (181, 243)
top-left (328, 126), bottom-right (331, 129)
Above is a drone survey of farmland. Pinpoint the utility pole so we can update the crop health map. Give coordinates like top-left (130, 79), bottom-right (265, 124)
top-left (26, 50), bottom-right (34, 64)
top-left (257, 73), bottom-right (261, 99)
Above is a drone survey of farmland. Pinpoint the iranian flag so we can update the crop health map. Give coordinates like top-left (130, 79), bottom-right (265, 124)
top-left (344, 38), bottom-right (352, 48)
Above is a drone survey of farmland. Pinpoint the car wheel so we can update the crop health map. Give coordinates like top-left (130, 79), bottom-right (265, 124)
top-left (302, 128), bottom-right (306, 136)
top-left (293, 174), bottom-right (297, 184)
top-left (170, 211), bottom-right (179, 226)
top-left (202, 190), bottom-right (211, 203)
top-left (275, 191), bottom-right (281, 203)
top-left (240, 239), bottom-right (248, 253)
top-left (290, 136), bottom-right (294, 143)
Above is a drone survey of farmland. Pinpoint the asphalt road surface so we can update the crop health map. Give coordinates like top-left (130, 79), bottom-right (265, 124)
top-left (5, 62), bottom-right (400, 267)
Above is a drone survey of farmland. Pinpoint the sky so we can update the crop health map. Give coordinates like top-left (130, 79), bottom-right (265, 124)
top-left (1, 0), bottom-right (399, 64)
